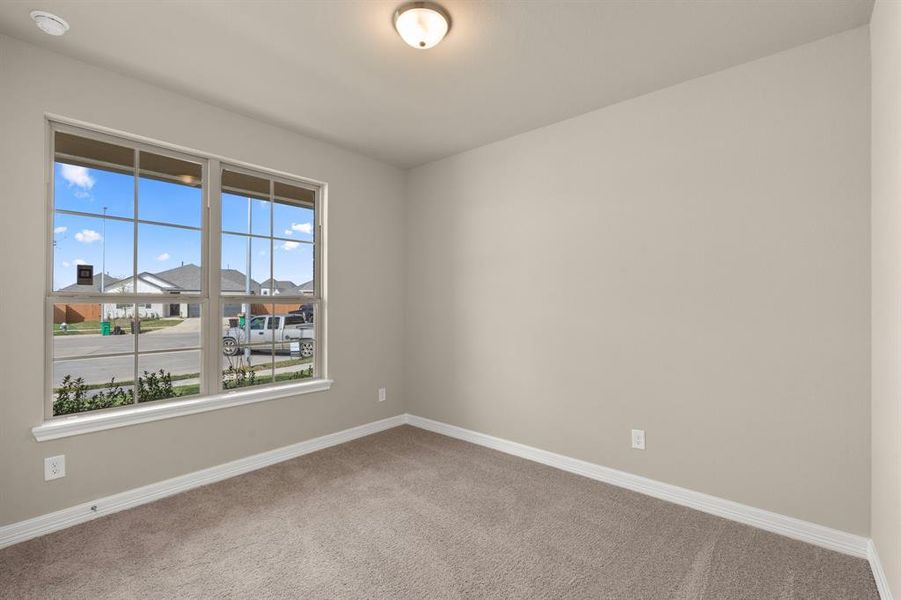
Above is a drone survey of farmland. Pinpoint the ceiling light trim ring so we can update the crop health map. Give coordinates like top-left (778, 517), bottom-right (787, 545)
top-left (393, 1), bottom-right (451, 50)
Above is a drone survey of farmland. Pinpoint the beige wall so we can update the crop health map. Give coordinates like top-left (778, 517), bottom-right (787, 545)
top-left (0, 35), bottom-right (405, 526)
top-left (404, 28), bottom-right (871, 534)
top-left (870, 0), bottom-right (901, 592)
top-left (0, 23), bottom-right (879, 545)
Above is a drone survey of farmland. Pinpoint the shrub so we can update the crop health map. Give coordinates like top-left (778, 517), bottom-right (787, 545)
top-left (223, 363), bottom-right (256, 389)
top-left (53, 376), bottom-right (133, 415)
top-left (137, 369), bottom-right (174, 402)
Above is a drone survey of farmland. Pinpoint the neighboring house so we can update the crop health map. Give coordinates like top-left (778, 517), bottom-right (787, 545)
top-left (60, 272), bottom-right (121, 293)
top-left (57, 264), bottom-right (310, 322)
top-left (57, 273), bottom-right (118, 323)
top-left (293, 280), bottom-right (314, 294)
top-left (258, 278), bottom-right (314, 296)
top-left (100, 270), bottom-right (186, 319)
top-left (259, 278), bottom-right (294, 296)
top-left (256, 278), bottom-right (313, 314)
top-left (56, 263), bottom-right (278, 321)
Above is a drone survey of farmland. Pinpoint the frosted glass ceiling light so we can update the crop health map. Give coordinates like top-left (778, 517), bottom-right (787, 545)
top-left (393, 2), bottom-right (450, 50)
top-left (30, 11), bottom-right (69, 36)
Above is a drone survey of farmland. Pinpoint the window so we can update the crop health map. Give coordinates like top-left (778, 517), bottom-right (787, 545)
top-left (219, 167), bottom-right (319, 392)
top-left (47, 122), bottom-right (324, 419)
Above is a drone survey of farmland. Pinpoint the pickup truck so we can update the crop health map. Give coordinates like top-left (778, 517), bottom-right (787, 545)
top-left (223, 314), bottom-right (314, 358)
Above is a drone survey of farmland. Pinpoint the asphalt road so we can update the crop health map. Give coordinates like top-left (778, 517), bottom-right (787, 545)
top-left (52, 324), bottom-right (288, 387)
top-left (54, 331), bottom-right (202, 359)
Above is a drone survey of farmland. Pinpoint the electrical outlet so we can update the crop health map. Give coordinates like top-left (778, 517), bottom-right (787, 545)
top-left (44, 455), bottom-right (65, 481)
top-left (378, 387), bottom-right (386, 402)
top-left (631, 429), bottom-right (646, 450)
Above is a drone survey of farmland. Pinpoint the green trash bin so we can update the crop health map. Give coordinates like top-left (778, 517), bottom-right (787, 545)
top-left (101, 321), bottom-right (111, 336)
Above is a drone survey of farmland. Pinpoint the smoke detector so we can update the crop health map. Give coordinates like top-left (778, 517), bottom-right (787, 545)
top-left (30, 11), bottom-right (69, 36)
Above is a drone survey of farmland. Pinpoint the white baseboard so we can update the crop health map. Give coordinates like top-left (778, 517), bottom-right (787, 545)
top-left (0, 414), bottom-right (406, 549)
top-left (3, 411), bottom-right (888, 599)
top-left (869, 540), bottom-right (895, 600)
top-left (404, 414), bottom-right (871, 560)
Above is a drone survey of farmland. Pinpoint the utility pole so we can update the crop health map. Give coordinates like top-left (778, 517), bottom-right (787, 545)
top-left (101, 206), bottom-right (107, 293)
top-left (101, 206), bottom-right (107, 320)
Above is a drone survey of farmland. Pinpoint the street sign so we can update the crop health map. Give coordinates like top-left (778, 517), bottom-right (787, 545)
top-left (76, 264), bottom-right (94, 285)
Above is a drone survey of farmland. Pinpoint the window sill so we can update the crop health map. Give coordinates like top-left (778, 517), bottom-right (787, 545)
top-left (32, 379), bottom-right (334, 442)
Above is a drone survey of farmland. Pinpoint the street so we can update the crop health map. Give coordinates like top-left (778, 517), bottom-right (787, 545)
top-left (52, 319), bottom-right (282, 387)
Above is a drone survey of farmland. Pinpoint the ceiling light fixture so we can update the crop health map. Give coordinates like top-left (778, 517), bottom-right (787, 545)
top-left (30, 10), bottom-right (69, 36)
top-left (393, 2), bottom-right (450, 50)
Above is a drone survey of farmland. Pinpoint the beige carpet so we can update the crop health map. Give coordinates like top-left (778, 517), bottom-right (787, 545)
top-left (0, 425), bottom-right (878, 599)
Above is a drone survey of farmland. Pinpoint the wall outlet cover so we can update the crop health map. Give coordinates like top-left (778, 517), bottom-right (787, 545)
top-left (44, 455), bottom-right (65, 481)
top-left (631, 429), bottom-right (646, 450)
top-left (378, 387), bottom-right (387, 402)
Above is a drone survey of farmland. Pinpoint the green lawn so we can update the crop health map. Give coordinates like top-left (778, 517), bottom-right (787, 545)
top-left (53, 318), bottom-right (184, 336)
top-left (151, 368), bottom-right (314, 399)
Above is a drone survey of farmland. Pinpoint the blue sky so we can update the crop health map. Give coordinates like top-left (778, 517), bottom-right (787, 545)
top-left (53, 163), bottom-right (314, 290)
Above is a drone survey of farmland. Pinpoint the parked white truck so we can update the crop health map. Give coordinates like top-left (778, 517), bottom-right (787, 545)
top-left (222, 314), bottom-right (314, 358)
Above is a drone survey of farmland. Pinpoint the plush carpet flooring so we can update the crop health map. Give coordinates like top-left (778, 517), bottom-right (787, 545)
top-left (0, 425), bottom-right (878, 599)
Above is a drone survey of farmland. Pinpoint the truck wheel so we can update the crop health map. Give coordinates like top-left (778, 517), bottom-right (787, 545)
top-left (300, 340), bottom-right (314, 359)
top-left (223, 337), bottom-right (239, 356)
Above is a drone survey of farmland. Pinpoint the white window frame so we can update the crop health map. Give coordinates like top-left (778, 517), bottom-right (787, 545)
top-left (35, 117), bottom-right (330, 441)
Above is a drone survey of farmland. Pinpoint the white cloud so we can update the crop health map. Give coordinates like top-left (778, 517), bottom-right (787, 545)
top-left (62, 261), bottom-right (70, 268)
top-left (156, 252), bottom-right (171, 261)
top-left (54, 226), bottom-right (67, 234)
top-left (74, 258), bottom-right (87, 266)
top-left (60, 164), bottom-right (95, 190)
top-left (290, 222), bottom-right (313, 235)
top-left (74, 229), bottom-right (102, 243)
top-left (281, 241), bottom-right (300, 251)
top-left (284, 229), bottom-right (293, 236)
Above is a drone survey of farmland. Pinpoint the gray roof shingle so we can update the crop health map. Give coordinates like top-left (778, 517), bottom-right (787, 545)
top-left (59, 273), bottom-right (120, 293)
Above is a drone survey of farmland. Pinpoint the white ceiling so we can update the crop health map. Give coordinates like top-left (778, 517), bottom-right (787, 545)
top-left (0, 1), bottom-right (874, 168)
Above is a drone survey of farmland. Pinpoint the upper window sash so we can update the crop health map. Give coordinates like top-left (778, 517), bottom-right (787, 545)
top-left (48, 122), bottom-right (210, 301)
top-left (219, 162), bottom-right (320, 300)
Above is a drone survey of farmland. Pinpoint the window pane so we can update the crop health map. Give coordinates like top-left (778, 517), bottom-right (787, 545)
top-left (137, 350), bottom-right (201, 402)
top-left (137, 223), bottom-right (202, 292)
top-left (54, 132), bottom-right (134, 219)
top-left (52, 355), bottom-right (135, 416)
top-left (221, 233), bottom-right (267, 295)
top-left (222, 168), bottom-right (270, 237)
top-left (278, 302), bottom-right (316, 383)
top-left (273, 240), bottom-right (314, 296)
top-left (222, 169), bottom-right (269, 199)
top-left (138, 151), bottom-right (202, 228)
top-left (221, 303), bottom-right (273, 389)
top-left (273, 181), bottom-right (314, 243)
top-left (221, 344), bottom-right (273, 390)
top-left (53, 213), bottom-right (133, 293)
top-left (136, 304), bottom-right (201, 351)
top-left (222, 193), bottom-right (270, 237)
top-left (53, 303), bottom-right (135, 360)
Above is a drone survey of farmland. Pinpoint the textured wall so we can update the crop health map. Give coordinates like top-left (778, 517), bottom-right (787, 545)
top-left (405, 28), bottom-right (871, 534)
top-left (0, 34), bottom-right (406, 526)
top-left (870, 0), bottom-right (901, 592)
